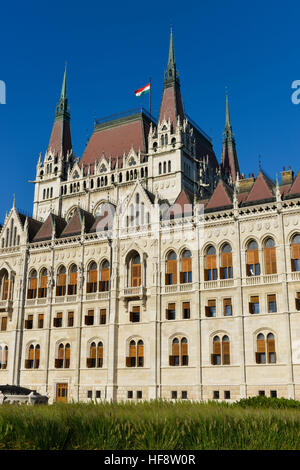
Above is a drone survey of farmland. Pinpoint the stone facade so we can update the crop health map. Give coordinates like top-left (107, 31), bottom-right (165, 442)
top-left (0, 32), bottom-right (300, 404)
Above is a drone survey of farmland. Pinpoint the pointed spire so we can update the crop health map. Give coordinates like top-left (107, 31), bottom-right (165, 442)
top-left (168, 25), bottom-right (175, 67)
top-left (159, 27), bottom-right (184, 128)
top-left (221, 90), bottom-right (240, 184)
top-left (60, 62), bottom-right (67, 102)
top-left (47, 64), bottom-right (72, 157)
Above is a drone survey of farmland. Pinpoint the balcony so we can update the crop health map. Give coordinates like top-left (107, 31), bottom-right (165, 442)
top-left (163, 283), bottom-right (193, 294)
top-left (203, 279), bottom-right (234, 289)
top-left (0, 299), bottom-right (13, 314)
top-left (122, 286), bottom-right (146, 299)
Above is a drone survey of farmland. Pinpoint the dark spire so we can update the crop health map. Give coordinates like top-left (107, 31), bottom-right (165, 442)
top-left (221, 91), bottom-right (240, 184)
top-left (56, 63), bottom-right (69, 117)
top-left (47, 64), bottom-right (72, 157)
top-left (164, 26), bottom-right (180, 87)
top-left (159, 27), bottom-right (184, 127)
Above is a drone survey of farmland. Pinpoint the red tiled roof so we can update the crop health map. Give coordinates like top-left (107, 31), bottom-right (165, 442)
top-left (205, 180), bottom-right (233, 210)
top-left (159, 83), bottom-right (184, 129)
top-left (80, 113), bottom-right (151, 172)
top-left (61, 208), bottom-right (94, 237)
top-left (246, 171), bottom-right (274, 203)
top-left (289, 169), bottom-right (300, 196)
top-left (33, 214), bottom-right (67, 242)
top-left (48, 116), bottom-right (72, 156)
top-left (170, 188), bottom-right (193, 217)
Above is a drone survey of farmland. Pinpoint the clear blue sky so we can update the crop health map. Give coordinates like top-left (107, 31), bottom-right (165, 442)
top-left (1, 0), bottom-right (300, 223)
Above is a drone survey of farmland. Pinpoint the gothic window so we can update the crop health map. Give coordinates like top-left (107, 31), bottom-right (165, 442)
top-left (38, 268), bottom-right (48, 298)
top-left (119, 173), bottom-right (123, 183)
top-left (291, 234), bottom-right (300, 272)
top-left (87, 261), bottom-right (98, 293)
top-left (68, 264), bottom-right (78, 295)
top-left (161, 135), bottom-right (165, 147)
top-left (159, 162), bottom-right (162, 175)
top-left (25, 344), bottom-right (40, 369)
top-left (211, 335), bottom-right (230, 365)
top-left (256, 333), bottom-right (276, 364)
top-left (126, 251), bottom-right (141, 288)
top-left (87, 341), bottom-right (103, 368)
top-left (55, 343), bottom-right (70, 369)
top-left (165, 251), bottom-right (177, 285)
top-left (163, 161), bottom-right (166, 173)
top-left (0, 345), bottom-right (8, 369)
top-left (126, 339), bottom-right (144, 367)
top-left (264, 237), bottom-right (277, 274)
top-left (27, 269), bottom-right (37, 299)
top-left (99, 260), bottom-right (110, 292)
top-left (246, 239), bottom-right (260, 276)
top-left (180, 249), bottom-right (192, 284)
top-left (168, 161), bottom-right (171, 172)
top-left (204, 246), bottom-right (217, 281)
top-left (56, 266), bottom-right (66, 296)
top-left (220, 244), bottom-right (233, 279)
top-left (169, 337), bottom-right (188, 366)
top-left (0, 270), bottom-right (11, 301)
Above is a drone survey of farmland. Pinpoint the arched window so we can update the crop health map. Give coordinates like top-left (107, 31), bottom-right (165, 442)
top-left (180, 249), bottom-right (192, 283)
top-left (127, 252), bottom-right (141, 287)
top-left (0, 345), bottom-right (8, 369)
top-left (55, 343), bottom-right (70, 368)
top-left (27, 269), bottom-right (37, 299)
top-left (159, 162), bottom-right (162, 175)
top-left (68, 265), bottom-right (78, 295)
top-left (211, 335), bottom-right (230, 365)
top-left (220, 244), bottom-right (233, 279)
top-left (163, 161), bottom-right (167, 173)
top-left (126, 339), bottom-right (144, 367)
top-left (0, 270), bottom-right (10, 301)
top-left (291, 234), bottom-right (300, 272)
top-left (204, 246), bottom-right (217, 281)
top-left (264, 238), bottom-right (277, 274)
top-left (87, 262), bottom-right (98, 293)
top-left (246, 240), bottom-right (260, 276)
top-left (56, 266), bottom-right (66, 296)
top-left (256, 333), bottom-right (276, 364)
top-left (87, 341), bottom-right (103, 368)
top-left (165, 251), bottom-right (177, 285)
top-left (169, 337), bottom-right (189, 366)
top-left (38, 268), bottom-right (48, 298)
top-left (99, 260), bottom-right (110, 292)
top-left (25, 344), bottom-right (40, 369)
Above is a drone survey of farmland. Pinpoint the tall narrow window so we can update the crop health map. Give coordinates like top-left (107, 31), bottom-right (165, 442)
top-left (166, 303), bottom-right (176, 320)
top-left (55, 343), bottom-right (70, 368)
top-left (211, 335), bottom-right (230, 365)
top-left (25, 344), bottom-right (40, 369)
top-left (0, 271), bottom-right (10, 301)
top-left (180, 250), bottom-right (192, 283)
top-left (85, 309), bottom-right (94, 326)
top-left (255, 333), bottom-right (276, 364)
top-left (130, 306), bottom-right (140, 323)
top-left (56, 266), bottom-right (66, 296)
top-left (291, 234), bottom-right (300, 272)
top-left (182, 302), bottom-right (190, 319)
top-left (169, 337), bottom-right (188, 366)
top-left (129, 253), bottom-right (141, 287)
top-left (0, 346), bottom-right (8, 369)
top-left (38, 268), bottom-right (48, 298)
top-left (267, 294), bottom-right (277, 313)
top-left (87, 341), bottom-right (103, 368)
top-left (100, 309), bottom-right (106, 325)
top-left (220, 244), bottom-right (233, 279)
top-left (296, 292), bottom-right (300, 311)
top-left (246, 240), bottom-right (260, 276)
top-left (264, 238), bottom-right (277, 274)
top-left (165, 251), bottom-right (177, 285)
top-left (68, 265), bottom-right (77, 295)
top-left (224, 298), bottom-right (232, 316)
top-left (99, 260), bottom-right (110, 292)
top-left (27, 270), bottom-right (37, 299)
top-left (204, 246), bottom-right (217, 281)
top-left (126, 339), bottom-right (144, 368)
top-left (87, 262), bottom-right (98, 293)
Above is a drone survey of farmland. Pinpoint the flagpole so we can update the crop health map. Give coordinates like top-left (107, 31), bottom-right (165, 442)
top-left (149, 77), bottom-right (151, 118)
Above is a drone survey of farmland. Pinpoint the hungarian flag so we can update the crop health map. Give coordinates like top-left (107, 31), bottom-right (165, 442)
top-left (135, 82), bottom-right (150, 97)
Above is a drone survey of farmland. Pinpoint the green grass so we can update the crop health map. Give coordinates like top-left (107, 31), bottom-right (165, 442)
top-left (0, 397), bottom-right (299, 450)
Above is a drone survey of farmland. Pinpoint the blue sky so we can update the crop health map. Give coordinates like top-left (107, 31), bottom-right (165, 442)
top-left (1, 0), bottom-right (300, 222)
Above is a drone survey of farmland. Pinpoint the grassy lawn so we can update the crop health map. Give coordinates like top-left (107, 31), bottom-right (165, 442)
top-left (0, 397), bottom-right (299, 450)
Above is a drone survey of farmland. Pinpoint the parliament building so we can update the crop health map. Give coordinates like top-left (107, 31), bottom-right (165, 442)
top-left (0, 31), bottom-right (300, 403)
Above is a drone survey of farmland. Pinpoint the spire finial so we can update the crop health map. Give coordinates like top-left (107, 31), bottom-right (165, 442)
top-left (13, 194), bottom-right (15, 208)
top-left (60, 62), bottom-right (67, 101)
top-left (225, 87), bottom-right (231, 129)
top-left (168, 24), bottom-right (175, 66)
